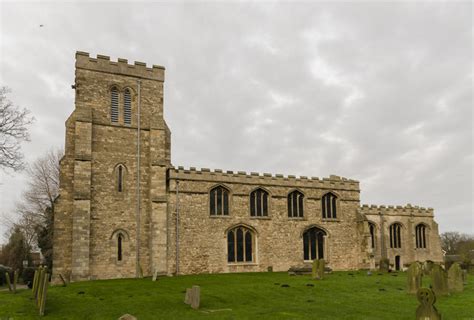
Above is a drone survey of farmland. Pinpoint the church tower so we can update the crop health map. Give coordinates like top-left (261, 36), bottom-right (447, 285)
top-left (53, 52), bottom-right (171, 281)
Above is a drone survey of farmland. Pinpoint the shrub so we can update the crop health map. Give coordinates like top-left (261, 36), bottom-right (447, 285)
top-left (22, 267), bottom-right (36, 286)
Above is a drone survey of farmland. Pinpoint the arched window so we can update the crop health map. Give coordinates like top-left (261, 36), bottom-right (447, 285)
top-left (111, 87), bottom-right (119, 123)
top-left (303, 227), bottom-right (326, 260)
top-left (210, 186), bottom-right (229, 216)
top-left (389, 223), bottom-right (402, 248)
top-left (288, 190), bottom-right (304, 218)
top-left (117, 234), bottom-right (123, 261)
top-left (124, 88), bottom-right (132, 125)
top-left (369, 222), bottom-right (376, 249)
top-left (227, 226), bottom-right (254, 263)
top-left (415, 224), bottom-right (427, 249)
top-left (250, 188), bottom-right (269, 217)
top-left (116, 164), bottom-right (125, 192)
top-left (322, 192), bottom-right (337, 219)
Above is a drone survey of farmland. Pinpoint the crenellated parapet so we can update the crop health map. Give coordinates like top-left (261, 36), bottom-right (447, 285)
top-left (169, 166), bottom-right (360, 191)
top-left (75, 51), bottom-right (165, 81)
top-left (359, 204), bottom-right (434, 217)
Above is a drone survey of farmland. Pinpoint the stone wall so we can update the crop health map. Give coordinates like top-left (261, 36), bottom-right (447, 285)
top-left (166, 167), bottom-right (365, 274)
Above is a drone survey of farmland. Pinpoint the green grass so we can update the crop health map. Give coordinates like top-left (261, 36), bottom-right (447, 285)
top-left (0, 271), bottom-right (473, 319)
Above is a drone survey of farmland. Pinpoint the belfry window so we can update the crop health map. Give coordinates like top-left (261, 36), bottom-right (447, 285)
top-left (303, 227), bottom-right (326, 260)
top-left (210, 186), bottom-right (229, 216)
top-left (227, 226), bottom-right (254, 263)
top-left (288, 190), bottom-right (304, 218)
top-left (250, 188), bottom-right (269, 217)
top-left (322, 192), bottom-right (337, 219)
top-left (111, 87), bottom-right (119, 123)
top-left (124, 88), bottom-right (132, 125)
top-left (415, 224), bottom-right (427, 249)
top-left (369, 222), bottom-right (376, 249)
top-left (117, 234), bottom-right (123, 261)
top-left (389, 223), bottom-right (402, 249)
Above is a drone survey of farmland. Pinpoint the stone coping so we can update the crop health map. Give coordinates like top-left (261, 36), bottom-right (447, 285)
top-left (359, 204), bottom-right (434, 215)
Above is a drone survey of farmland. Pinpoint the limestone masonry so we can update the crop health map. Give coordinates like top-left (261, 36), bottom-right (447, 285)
top-left (52, 52), bottom-right (443, 282)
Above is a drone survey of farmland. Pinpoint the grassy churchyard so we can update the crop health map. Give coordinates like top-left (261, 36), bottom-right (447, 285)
top-left (0, 271), bottom-right (473, 319)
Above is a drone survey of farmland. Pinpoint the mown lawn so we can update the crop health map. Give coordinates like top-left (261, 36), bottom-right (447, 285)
top-left (0, 271), bottom-right (473, 319)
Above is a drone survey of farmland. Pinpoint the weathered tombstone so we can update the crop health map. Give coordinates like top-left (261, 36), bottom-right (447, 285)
top-left (152, 270), bottom-right (158, 282)
top-left (4, 272), bottom-right (12, 292)
top-left (13, 270), bottom-right (18, 293)
top-left (423, 260), bottom-right (434, 276)
top-left (416, 288), bottom-right (441, 320)
top-left (33, 267), bottom-right (42, 298)
top-left (39, 272), bottom-right (49, 316)
top-left (190, 285), bottom-right (200, 309)
top-left (118, 315), bottom-right (137, 320)
top-left (447, 262), bottom-right (463, 293)
top-left (311, 259), bottom-right (319, 279)
top-left (59, 273), bottom-right (68, 287)
top-left (184, 288), bottom-right (192, 304)
top-left (407, 262), bottom-right (423, 294)
top-left (379, 258), bottom-right (390, 272)
top-left (430, 264), bottom-right (448, 296)
top-left (317, 259), bottom-right (325, 280)
top-left (461, 269), bottom-right (468, 285)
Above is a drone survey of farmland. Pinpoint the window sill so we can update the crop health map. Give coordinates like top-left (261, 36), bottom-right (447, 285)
top-left (209, 215), bottom-right (231, 218)
top-left (288, 217), bottom-right (306, 221)
top-left (228, 262), bottom-right (258, 266)
top-left (250, 216), bottom-right (271, 220)
top-left (322, 218), bottom-right (340, 222)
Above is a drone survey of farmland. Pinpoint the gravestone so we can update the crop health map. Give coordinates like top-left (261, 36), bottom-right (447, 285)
top-left (407, 262), bottom-right (423, 294)
top-left (32, 268), bottom-right (40, 297)
top-left (447, 262), bottom-right (463, 293)
top-left (379, 258), bottom-right (390, 272)
top-left (152, 270), bottom-right (158, 282)
top-left (317, 259), bottom-right (325, 280)
top-left (39, 272), bottom-right (49, 316)
top-left (118, 314), bottom-right (137, 320)
top-left (430, 264), bottom-right (448, 296)
top-left (4, 272), bottom-right (12, 292)
top-left (312, 260), bottom-right (319, 279)
top-left (190, 286), bottom-right (200, 309)
top-left (13, 270), bottom-right (18, 293)
top-left (461, 269), bottom-right (467, 285)
top-left (416, 288), bottom-right (441, 320)
top-left (184, 288), bottom-right (192, 304)
top-left (423, 260), bottom-right (434, 276)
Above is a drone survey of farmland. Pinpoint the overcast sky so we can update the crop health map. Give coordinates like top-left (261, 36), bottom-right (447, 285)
top-left (0, 1), bottom-right (472, 243)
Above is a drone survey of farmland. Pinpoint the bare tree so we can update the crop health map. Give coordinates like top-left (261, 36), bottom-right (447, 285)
top-left (0, 86), bottom-right (34, 171)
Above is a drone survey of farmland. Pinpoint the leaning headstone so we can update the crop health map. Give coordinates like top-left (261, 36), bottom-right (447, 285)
top-left (317, 259), bottom-right (325, 280)
top-left (118, 314), bottom-right (137, 320)
top-left (447, 262), bottom-right (463, 293)
top-left (311, 260), bottom-right (319, 279)
top-left (190, 285), bottom-right (200, 309)
top-left (152, 270), bottom-right (159, 282)
top-left (407, 262), bottom-right (423, 294)
top-left (416, 288), bottom-right (441, 320)
top-left (184, 288), bottom-right (192, 304)
top-left (4, 272), bottom-right (12, 292)
top-left (39, 272), bottom-right (49, 316)
top-left (379, 258), bottom-right (390, 272)
top-left (430, 264), bottom-right (448, 296)
top-left (32, 267), bottom-right (41, 297)
top-left (13, 270), bottom-right (18, 293)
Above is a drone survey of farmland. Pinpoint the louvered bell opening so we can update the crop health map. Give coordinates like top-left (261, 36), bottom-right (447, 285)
top-left (111, 89), bottom-right (119, 123)
top-left (124, 89), bottom-right (132, 125)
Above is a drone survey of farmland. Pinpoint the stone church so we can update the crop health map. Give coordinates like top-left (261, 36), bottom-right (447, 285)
top-left (52, 52), bottom-right (443, 282)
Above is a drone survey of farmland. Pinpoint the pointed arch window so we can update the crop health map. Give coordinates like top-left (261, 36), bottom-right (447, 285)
top-left (288, 190), bottom-right (304, 218)
top-left (227, 226), bottom-right (254, 263)
top-left (415, 224), bottom-right (427, 249)
top-left (115, 164), bottom-right (126, 193)
top-left (303, 227), bottom-right (326, 260)
top-left (369, 222), bottom-right (376, 249)
top-left (210, 186), bottom-right (229, 216)
top-left (322, 192), bottom-right (337, 219)
top-left (111, 87), bottom-right (119, 123)
top-left (124, 88), bottom-right (132, 125)
top-left (389, 223), bottom-right (402, 248)
top-left (250, 188), bottom-right (269, 217)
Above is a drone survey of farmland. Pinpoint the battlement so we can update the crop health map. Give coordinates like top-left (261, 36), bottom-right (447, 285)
top-left (169, 166), bottom-right (360, 191)
top-left (75, 51), bottom-right (165, 81)
top-left (359, 203), bottom-right (434, 216)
